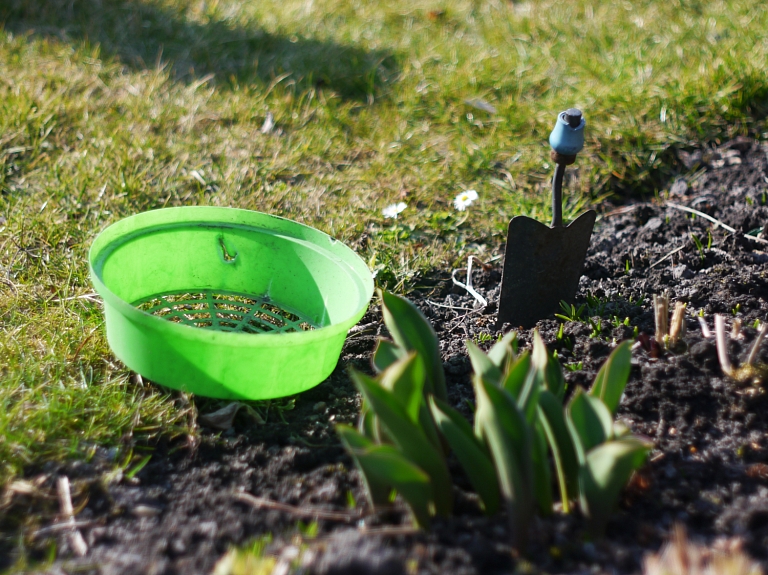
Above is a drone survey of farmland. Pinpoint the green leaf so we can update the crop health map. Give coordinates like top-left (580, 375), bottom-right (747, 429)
top-left (487, 331), bottom-right (518, 367)
top-left (373, 339), bottom-right (403, 373)
top-left (501, 352), bottom-right (531, 399)
top-left (429, 397), bottom-right (500, 515)
top-left (379, 352), bottom-right (425, 424)
top-left (567, 389), bottom-right (613, 457)
top-left (351, 369), bottom-right (453, 516)
top-left (380, 290), bottom-right (447, 401)
top-left (358, 400), bottom-right (380, 443)
top-left (466, 340), bottom-right (502, 384)
top-left (531, 421), bottom-right (553, 515)
top-left (546, 351), bottom-right (566, 400)
top-left (474, 375), bottom-right (534, 549)
top-left (337, 424), bottom-right (391, 505)
top-left (589, 341), bottom-right (632, 414)
top-left (580, 437), bottom-right (652, 536)
top-left (532, 331), bottom-right (548, 374)
top-left (337, 425), bottom-right (433, 526)
top-left (537, 390), bottom-right (579, 511)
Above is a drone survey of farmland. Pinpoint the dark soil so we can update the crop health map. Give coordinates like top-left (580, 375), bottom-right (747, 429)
top-left (4, 139), bottom-right (768, 574)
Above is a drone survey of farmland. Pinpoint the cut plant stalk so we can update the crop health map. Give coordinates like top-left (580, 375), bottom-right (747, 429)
top-left (669, 302), bottom-right (687, 344)
top-left (714, 314), bottom-right (768, 386)
top-left (653, 292), bottom-right (670, 344)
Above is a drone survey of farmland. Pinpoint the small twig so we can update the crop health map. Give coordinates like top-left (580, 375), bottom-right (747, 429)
top-left (648, 245), bottom-right (686, 269)
top-left (714, 315), bottom-right (733, 377)
top-left (746, 322), bottom-right (768, 366)
top-left (33, 520), bottom-right (97, 538)
top-left (51, 292), bottom-right (101, 303)
top-left (602, 205), bottom-right (638, 218)
top-left (356, 525), bottom-right (421, 537)
top-left (347, 322), bottom-right (377, 336)
top-left (56, 476), bottom-right (88, 557)
top-left (666, 202), bottom-right (768, 245)
top-left (425, 299), bottom-right (478, 312)
top-left (235, 492), bottom-right (364, 523)
top-left (71, 327), bottom-right (99, 361)
top-left (0, 278), bottom-right (17, 294)
top-left (698, 316), bottom-right (712, 338)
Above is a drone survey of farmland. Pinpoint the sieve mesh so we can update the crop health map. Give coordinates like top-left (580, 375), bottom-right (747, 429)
top-left (134, 290), bottom-right (316, 334)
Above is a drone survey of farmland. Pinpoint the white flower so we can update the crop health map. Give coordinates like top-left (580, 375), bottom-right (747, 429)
top-left (382, 202), bottom-right (407, 219)
top-left (453, 189), bottom-right (478, 211)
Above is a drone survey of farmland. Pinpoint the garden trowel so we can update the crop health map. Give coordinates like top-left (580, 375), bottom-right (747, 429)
top-left (497, 109), bottom-right (596, 329)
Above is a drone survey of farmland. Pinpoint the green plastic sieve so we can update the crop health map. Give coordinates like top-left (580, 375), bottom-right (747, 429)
top-left (89, 207), bottom-right (374, 399)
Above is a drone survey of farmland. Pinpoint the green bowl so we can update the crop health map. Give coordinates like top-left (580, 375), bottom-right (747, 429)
top-left (89, 207), bottom-right (374, 399)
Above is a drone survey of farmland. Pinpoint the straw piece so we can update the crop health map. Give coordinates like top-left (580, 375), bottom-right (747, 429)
top-left (669, 302), bottom-right (687, 343)
top-left (57, 476), bottom-right (88, 557)
top-left (731, 318), bottom-right (743, 339)
top-left (654, 292), bottom-right (669, 343)
top-left (746, 321), bottom-right (768, 366)
top-left (714, 315), bottom-right (733, 377)
top-left (698, 316), bottom-right (712, 338)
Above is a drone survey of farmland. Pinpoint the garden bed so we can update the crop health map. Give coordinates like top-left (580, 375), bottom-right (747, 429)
top-left (5, 139), bottom-right (768, 574)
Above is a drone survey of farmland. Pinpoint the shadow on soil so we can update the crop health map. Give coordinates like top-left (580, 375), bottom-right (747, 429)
top-left (0, 0), bottom-right (399, 101)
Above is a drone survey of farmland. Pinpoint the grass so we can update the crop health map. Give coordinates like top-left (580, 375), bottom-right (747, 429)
top-left (0, 0), bottom-right (767, 530)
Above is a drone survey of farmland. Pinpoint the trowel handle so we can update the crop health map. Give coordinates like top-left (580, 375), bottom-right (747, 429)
top-left (551, 163), bottom-right (566, 228)
top-left (549, 108), bottom-right (585, 228)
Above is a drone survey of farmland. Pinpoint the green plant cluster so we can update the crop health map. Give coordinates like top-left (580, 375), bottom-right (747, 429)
top-left (337, 290), bottom-right (651, 548)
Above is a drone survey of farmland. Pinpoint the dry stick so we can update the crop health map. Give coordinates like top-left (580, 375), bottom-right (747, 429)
top-left (34, 520), bottom-right (96, 538)
top-left (746, 321), bottom-right (768, 366)
top-left (425, 299), bottom-right (478, 312)
top-left (714, 315), bottom-right (734, 377)
top-left (698, 316), bottom-right (712, 338)
top-left (666, 202), bottom-right (768, 246)
top-left (649, 245), bottom-right (687, 269)
top-left (235, 492), bottom-right (364, 523)
top-left (56, 476), bottom-right (88, 557)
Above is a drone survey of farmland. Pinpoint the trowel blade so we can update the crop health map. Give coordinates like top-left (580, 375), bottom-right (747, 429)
top-left (497, 210), bottom-right (596, 329)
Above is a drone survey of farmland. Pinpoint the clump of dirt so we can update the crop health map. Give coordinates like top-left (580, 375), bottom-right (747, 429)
top-left (3, 140), bottom-right (768, 574)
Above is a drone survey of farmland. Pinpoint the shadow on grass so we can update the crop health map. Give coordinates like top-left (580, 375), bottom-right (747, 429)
top-left (0, 0), bottom-right (399, 101)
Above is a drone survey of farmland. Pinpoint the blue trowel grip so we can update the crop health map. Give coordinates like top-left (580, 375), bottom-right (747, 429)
top-left (549, 111), bottom-right (585, 156)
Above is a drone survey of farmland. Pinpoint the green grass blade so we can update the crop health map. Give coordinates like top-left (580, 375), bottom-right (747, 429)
top-left (589, 341), bottom-right (632, 415)
top-left (429, 396), bottom-right (500, 515)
